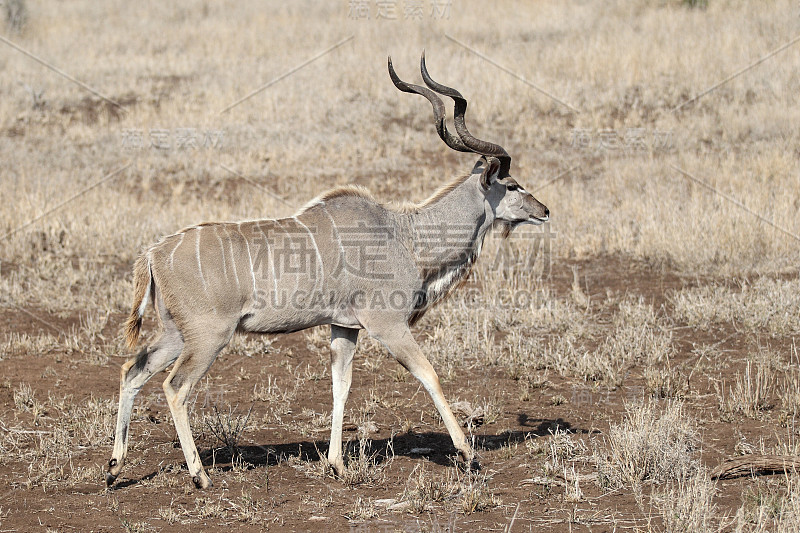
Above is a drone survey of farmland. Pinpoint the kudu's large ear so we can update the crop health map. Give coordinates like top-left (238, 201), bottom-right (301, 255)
top-left (476, 156), bottom-right (501, 190)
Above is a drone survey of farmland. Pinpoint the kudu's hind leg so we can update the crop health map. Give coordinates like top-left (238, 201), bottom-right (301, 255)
top-left (107, 326), bottom-right (183, 486)
top-left (162, 327), bottom-right (234, 489)
top-left (327, 325), bottom-right (359, 476)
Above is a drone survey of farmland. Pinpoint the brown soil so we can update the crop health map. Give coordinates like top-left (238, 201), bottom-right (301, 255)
top-left (0, 255), bottom-right (793, 532)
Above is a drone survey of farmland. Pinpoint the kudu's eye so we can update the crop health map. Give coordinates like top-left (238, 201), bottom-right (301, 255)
top-left (506, 183), bottom-right (519, 191)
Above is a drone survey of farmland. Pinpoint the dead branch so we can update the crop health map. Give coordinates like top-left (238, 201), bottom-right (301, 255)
top-left (710, 454), bottom-right (800, 480)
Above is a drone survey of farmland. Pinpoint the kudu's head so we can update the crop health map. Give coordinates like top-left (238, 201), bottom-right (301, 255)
top-left (388, 53), bottom-right (549, 235)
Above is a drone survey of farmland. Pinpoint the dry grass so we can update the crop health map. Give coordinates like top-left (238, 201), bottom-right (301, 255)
top-left (1, 1), bottom-right (798, 316)
top-left (2, 383), bottom-right (116, 490)
top-left (400, 464), bottom-right (501, 515)
top-left (717, 360), bottom-right (776, 420)
top-left (652, 470), bottom-right (722, 533)
top-left (673, 279), bottom-right (800, 335)
top-left (201, 403), bottom-right (254, 463)
top-left (3, 0), bottom-right (28, 33)
top-left (501, 296), bottom-right (674, 387)
top-left (734, 477), bottom-right (800, 533)
top-left (288, 432), bottom-right (393, 488)
top-left (596, 400), bottom-right (699, 491)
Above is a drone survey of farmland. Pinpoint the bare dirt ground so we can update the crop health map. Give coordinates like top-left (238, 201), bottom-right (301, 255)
top-left (2, 255), bottom-right (798, 532)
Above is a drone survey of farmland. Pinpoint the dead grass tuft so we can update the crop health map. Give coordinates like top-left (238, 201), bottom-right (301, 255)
top-left (339, 435), bottom-right (394, 487)
top-left (734, 477), bottom-right (800, 533)
top-left (596, 400), bottom-right (698, 490)
top-left (345, 497), bottom-right (379, 522)
top-left (201, 403), bottom-right (254, 464)
top-left (400, 464), bottom-right (501, 515)
top-left (653, 469), bottom-right (721, 533)
top-left (717, 360), bottom-right (776, 421)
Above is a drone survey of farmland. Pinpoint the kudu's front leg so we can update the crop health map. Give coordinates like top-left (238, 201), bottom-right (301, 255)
top-left (371, 324), bottom-right (476, 469)
top-left (327, 325), bottom-right (359, 476)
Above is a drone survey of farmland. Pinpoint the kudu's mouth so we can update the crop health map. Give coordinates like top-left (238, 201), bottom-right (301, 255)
top-left (528, 204), bottom-right (550, 225)
top-left (509, 213), bottom-right (549, 228)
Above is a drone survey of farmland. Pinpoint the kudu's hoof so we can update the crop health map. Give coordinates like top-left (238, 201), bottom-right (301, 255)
top-left (455, 451), bottom-right (480, 473)
top-left (105, 458), bottom-right (119, 487)
top-left (192, 474), bottom-right (213, 490)
top-left (330, 460), bottom-right (346, 479)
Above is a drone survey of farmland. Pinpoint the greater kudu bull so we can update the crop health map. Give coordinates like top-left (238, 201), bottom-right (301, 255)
top-left (106, 53), bottom-right (549, 489)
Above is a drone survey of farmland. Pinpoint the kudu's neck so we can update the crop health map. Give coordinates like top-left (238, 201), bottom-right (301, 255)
top-left (405, 174), bottom-right (494, 306)
top-left (411, 174), bottom-right (494, 243)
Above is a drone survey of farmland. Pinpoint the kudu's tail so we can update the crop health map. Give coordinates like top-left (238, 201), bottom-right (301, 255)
top-left (124, 254), bottom-right (153, 349)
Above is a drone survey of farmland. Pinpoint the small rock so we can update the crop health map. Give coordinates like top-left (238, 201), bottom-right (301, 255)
top-left (373, 498), bottom-right (398, 508)
top-left (358, 420), bottom-right (379, 436)
top-left (388, 501), bottom-right (411, 512)
top-left (409, 447), bottom-right (433, 455)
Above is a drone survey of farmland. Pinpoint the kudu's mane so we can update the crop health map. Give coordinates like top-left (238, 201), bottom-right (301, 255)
top-left (299, 174), bottom-right (472, 215)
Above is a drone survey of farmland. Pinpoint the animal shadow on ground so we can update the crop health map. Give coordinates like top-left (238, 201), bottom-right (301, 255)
top-left (197, 416), bottom-right (594, 473)
top-left (111, 417), bottom-right (596, 487)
